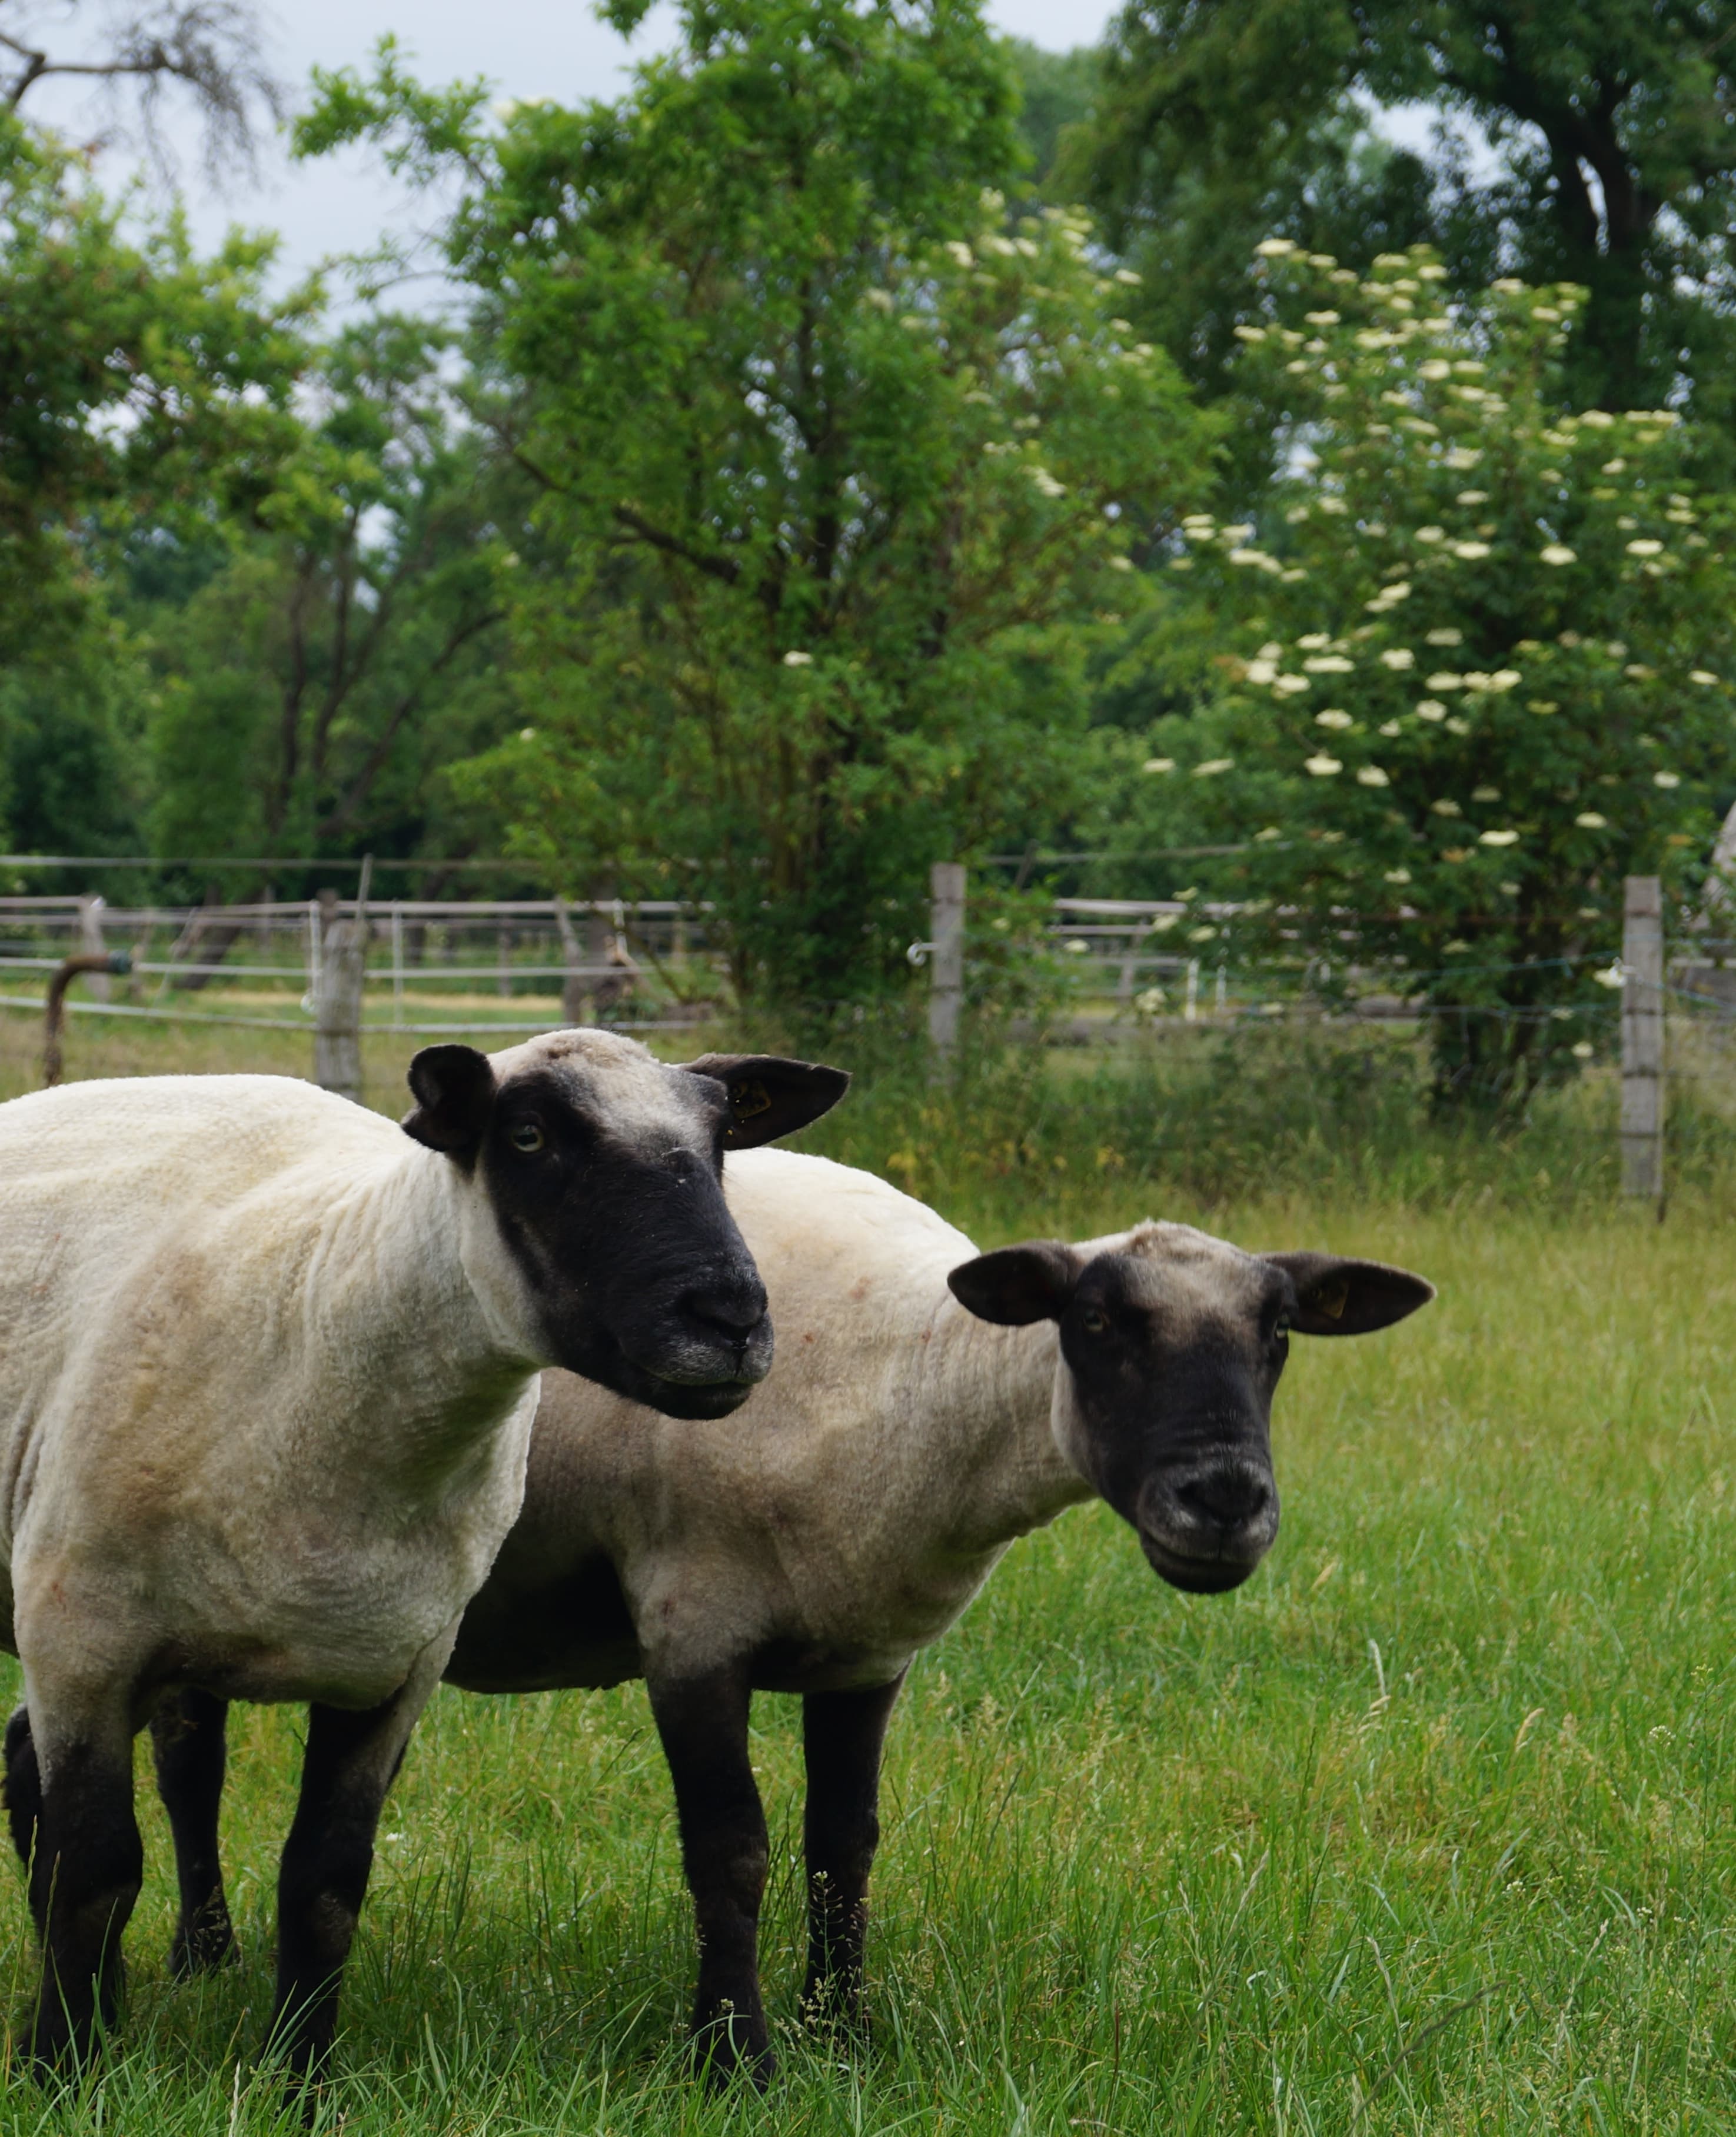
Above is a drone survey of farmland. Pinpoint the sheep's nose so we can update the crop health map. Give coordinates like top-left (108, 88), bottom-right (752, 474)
top-left (681, 1274), bottom-right (769, 1342)
top-left (1172, 1465), bottom-right (1273, 1534)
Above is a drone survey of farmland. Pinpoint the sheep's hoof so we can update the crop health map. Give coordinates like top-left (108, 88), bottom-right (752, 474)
top-left (169, 1913), bottom-right (241, 1979)
top-left (798, 1974), bottom-right (868, 2044)
top-left (691, 2007), bottom-right (774, 2092)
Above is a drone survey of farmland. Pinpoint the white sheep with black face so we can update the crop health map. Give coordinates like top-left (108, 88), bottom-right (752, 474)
top-left (143, 1146), bottom-right (1432, 2086)
top-left (0, 1030), bottom-right (846, 2079)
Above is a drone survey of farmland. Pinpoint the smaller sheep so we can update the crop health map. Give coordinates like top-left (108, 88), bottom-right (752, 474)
top-left (0, 1034), bottom-right (846, 2078)
top-left (143, 1149), bottom-right (1431, 2083)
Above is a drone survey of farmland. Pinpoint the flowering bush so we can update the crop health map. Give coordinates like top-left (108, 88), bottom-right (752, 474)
top-left (1123, 242), bottom-right (1736, 1102)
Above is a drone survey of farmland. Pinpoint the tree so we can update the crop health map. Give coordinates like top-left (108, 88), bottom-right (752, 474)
top-left (1005, 37), bottom-right (1098, 188)
top-left (1080, 0), bottom-right (1736, 437)
top-left (2, 0), bottom-right (280, 174)
top-left (1107, 244), bottom-right (1736, 1106)
top-left (301, 1), bottom-right (1206, 1004)
top-left (139, 315), bottom-right (520, 876)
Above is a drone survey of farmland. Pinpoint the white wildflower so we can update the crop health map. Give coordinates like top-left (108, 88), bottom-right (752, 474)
top-left (1416, 700), bottom-right (1448, 721)
top-left (783, 650), bottom-right (814, 667)
top-left (1539, 545), bottom-right (1575, 566)
top-left (1142, 758), bottom-right (1175, 774)
top-left (1380, 648), bottom-right (1415, 670)
top-left (1305, 754), bottom-right (1343, 775)
top-left (1453, 541), bottom-right (1492, 558)
top-left (1193, 758), bottom-right (1233, 776)
top-left (1626, 538), bottom-right (1664, 556)
top-left (1431, 798), bottom-right (1462, 816)
top-left (1654, 770), bottom-right (1682, 788)
top-left (1255, 238), bottom-right (1298, 257)
top-left (1575, 811), bottom-right (1607, 828)
top-left (1385, 867), bottom-right (1412, 883)
top-left (1357, 766), bottom-right (1391, 787)
top-left (1315, 709), bottom-right (1353, 728)
top-left (1691, 669), bottom-right (1719, 685)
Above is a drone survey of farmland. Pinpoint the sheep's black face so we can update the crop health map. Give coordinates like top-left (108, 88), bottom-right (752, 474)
top-left (403, 1034), bottom-right (849, 1419)
top-left (947, 1226), bottom-right (1434, 1596)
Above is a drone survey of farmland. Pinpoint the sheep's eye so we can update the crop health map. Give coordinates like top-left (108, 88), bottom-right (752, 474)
top-left (1273, 1316), bottom-right (1292, 1341)
top-left (509, 1122), bottom-right (544, 1154)
top-left (1079, 1306), bottom-right (1110, 1336)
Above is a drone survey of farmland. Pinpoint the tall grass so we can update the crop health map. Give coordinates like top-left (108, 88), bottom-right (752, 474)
top-left (0, 1010), bottom-right (1731, 2129)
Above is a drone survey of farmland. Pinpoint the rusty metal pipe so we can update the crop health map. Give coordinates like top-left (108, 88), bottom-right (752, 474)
top-left (44, 951), bottom-right (134, 1089)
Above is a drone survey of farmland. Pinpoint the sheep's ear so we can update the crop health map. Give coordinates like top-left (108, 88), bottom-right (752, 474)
top-left (948, 1241), bottom-right (1080, 1326)
top-left (403, 1044), bottom-right (497, 1160)
top-left (1259, 1253), bottom-right (1436, 1336)
top-left (677, 1054), bottom-right (851, 1147)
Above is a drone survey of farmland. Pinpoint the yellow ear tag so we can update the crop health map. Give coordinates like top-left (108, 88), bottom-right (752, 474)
top-left (730, 1079), bottom-right (773, 1121)
top-left (1313, 1278), bottom-right (1350, 1320)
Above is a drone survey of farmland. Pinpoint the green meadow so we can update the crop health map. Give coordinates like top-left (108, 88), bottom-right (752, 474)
top-left (0, 1011), bottom-right (1731, 2131)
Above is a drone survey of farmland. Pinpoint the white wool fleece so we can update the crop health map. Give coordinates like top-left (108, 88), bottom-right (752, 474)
top-left (0, 1074), bottom-right (543, 1748)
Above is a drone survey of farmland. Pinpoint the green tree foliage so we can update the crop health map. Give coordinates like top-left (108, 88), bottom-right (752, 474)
top-left (139, 315), bottom-right (520, 875)
top-left (0, 109), bottom-right (302, 661)
top-left (1111, 245), bottom-right (1736, 1105)
top-left (302, 1), bottom-right (1206, 1003)
top-left (1005, 38), bottom-right (1098, 187)
top-left (1081, 0), bottom-right (1736, 437)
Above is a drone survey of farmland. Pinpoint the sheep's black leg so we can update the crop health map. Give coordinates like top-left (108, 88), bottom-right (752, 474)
top-left (26, 1726), bottom-right (143, 2071)
top-left (5, 1703), bottom-right (42, 1873)
top-left (268, 1676), bottom-right (427, 2089)
top-left (800, 1673), bottom-right (905, 2035)
top-left (646, 1662), bottom-right (773, 2088)
top-left (151, 1687), bottom-right (240, 1975)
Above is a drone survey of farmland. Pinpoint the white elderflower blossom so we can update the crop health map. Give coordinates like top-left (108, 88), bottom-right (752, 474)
top-left (1303, 655), bottom-right (1355, 673)
top-left (1298, 633), bottom-right (1332, 648)
top-left (1691, 669), bottom-right (1720, 685)
top-left (1479, 829), bottom-right (1519, 846)
top-left (1378, 720), bottom-right (1402, 736)
top-left (1416, 700), bottom-right (1448, 721)
top-left (866, 288), bottom-right (896, 311)
top-left (1452, 541), bottom-right (1492, 559)
top-left (1380, 648), bottom-right (1416, 670)
top-left (1356, 766), bottom-right (1391, 786)
top-left (1315, 709), bottom-right (1354, 728)
top-left (1572, 1041), bottom-right (1595, 1058)
top-left (1305, 754), bottom-right (1343, 775)
top-left (1304, 309), bottom-right (1341, 325)
top-left (1654, 771), bottom-right (1682, 787)
top-left (1108, 555), bottom-right (1135, 572)
top-left (1233, 324), bottom-right (1268, 342)
top-left (1142, 758), bottom-right (1175, 774)
top-left (1272, 674), bottom-right (1311, 694)
top-left (1426, 673), bottom-right (1464, 690)
top-left (1418, 360), bottom-right (1452, 380)
top-left (1193, 758), bottom-right (1233, 776)
top-left (1471, 784), bottom-right (1501, 801)
top-left (783, 650), bottom-right (814, 666)
top-left (1575, 811), bottom-right (1608, 828)
top-left (1539, 544), bottom-right (1576, 566)
top-left (1426, 627), bottom-right (1462, 645)
top-left (1415, 526), bottom-right (1446, 544)
top-left (1431, 798), bottom-right (1462, 815)
top-left (943, 242), bottom-right (975, 267)
top-left (1626, 538), bottom-right (1663, 556)
top-left (1385, 867), bottom-right (1412, 883)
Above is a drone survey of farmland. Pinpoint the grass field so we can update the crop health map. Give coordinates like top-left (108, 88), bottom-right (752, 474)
top-left (0, 1009), bottom-right (1731, 2131)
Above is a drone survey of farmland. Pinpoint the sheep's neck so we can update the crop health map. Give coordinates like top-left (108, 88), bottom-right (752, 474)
top-left (918, 1300), bottom-right (1094, 1560)
top-left (286, 1149), bottom-right (537, 1494)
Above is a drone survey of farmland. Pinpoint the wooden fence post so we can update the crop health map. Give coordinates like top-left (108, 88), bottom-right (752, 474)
top-left (77, 894), bottom-right (109, 1003)
top-left (314, 859), bottom-right (371, 1104)
top-left (1621, 874), bottom-right (1664, 1206)
top-left (928, 863), bottom-right (966, 1063)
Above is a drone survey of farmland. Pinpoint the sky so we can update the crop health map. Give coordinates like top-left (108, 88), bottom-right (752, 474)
top-left (24, 0), bottom-right (1123, 295)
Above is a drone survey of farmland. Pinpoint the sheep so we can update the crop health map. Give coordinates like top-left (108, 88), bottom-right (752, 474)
top-left (135, 1147), bottom-right (1432, 2084)
top-left (0, 1032), bottom-right (848, 2078)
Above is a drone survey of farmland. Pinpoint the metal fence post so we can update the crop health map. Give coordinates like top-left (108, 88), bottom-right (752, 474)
top-left (928, 863), bottom-right (966, 1061)
top-left (1621, 874), bottom-right (1664, 1206)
